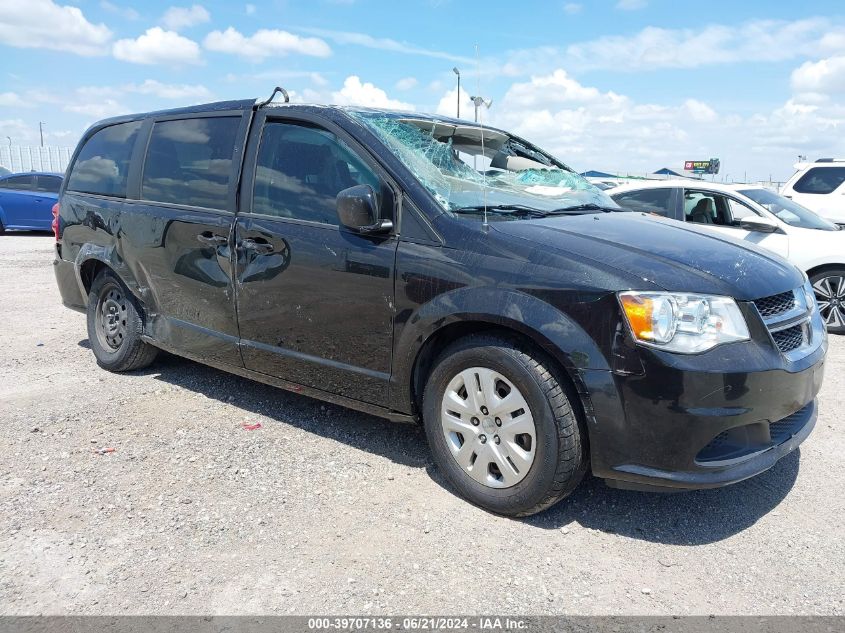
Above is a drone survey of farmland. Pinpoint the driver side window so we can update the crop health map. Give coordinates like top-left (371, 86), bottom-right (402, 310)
top-left (252, 121), bottom-right (380, 224)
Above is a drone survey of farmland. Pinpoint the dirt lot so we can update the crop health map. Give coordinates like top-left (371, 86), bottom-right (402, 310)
top-left (0, 233), bottom-right (842, 615)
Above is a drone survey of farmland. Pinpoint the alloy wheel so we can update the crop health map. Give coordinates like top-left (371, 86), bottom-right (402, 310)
top-left (440, 367), bottom-right (537, 488)
top-left (813, 275), bottom-right (845, 329)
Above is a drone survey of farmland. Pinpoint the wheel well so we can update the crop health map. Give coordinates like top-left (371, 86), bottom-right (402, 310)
top-left (806, 263), bottom-right (845, 281)
top-left (410, 322), bottom-right (590, 431)
top-left (79, 259), bottom-right (108, 296)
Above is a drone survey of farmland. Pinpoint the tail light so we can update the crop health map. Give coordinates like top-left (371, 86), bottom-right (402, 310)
top-left (51, 202), bottom-right (60, 241)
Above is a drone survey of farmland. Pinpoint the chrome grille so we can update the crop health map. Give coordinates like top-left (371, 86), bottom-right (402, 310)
top-left (753, 291), bottom-right (796, 319)
top-left (772, 323), bottom-right (805, 353)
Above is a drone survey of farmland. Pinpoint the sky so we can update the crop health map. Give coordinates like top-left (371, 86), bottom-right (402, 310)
top-left (1, 0), bottom-right (844, 181)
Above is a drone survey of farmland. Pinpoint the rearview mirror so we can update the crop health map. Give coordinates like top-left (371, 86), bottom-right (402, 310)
top-left (739, 216), bottom-right (779, 233)
top-left (336, 185), bottom-right (393, 235)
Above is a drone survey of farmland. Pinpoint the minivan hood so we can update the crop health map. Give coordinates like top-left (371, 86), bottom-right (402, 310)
top-left (492, 212), bottom-right (803, 300)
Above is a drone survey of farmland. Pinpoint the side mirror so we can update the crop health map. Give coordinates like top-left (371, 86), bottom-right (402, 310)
top-left (336, 185), bottom-right (393, 235)
top-left (739, 215), bottom-right (780, 233)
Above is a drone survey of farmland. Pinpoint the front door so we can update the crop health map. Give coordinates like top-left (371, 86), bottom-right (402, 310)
top-left (235, 114), bottom-right (397, 406)
top-left (683, 189), bottom-right (790, 259)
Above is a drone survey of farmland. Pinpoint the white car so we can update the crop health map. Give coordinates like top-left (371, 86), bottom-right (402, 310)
top-left (608, 179), bottom-right (845, 333)
top-left (781, 159), bottom-right (845, 225)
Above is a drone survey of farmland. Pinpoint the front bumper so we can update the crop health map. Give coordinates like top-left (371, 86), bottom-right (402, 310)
top-left (583, 333), bottom-right (826, 491)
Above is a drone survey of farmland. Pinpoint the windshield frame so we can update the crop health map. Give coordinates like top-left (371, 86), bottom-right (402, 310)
top-left (347, 109), bottom-right (620, 220)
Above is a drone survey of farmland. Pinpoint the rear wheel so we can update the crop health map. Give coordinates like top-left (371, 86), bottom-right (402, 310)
top-left (422, 335), bottom-right (587, 517)
top-left (87, 269), bottom-right (158, 371)
top-left (810, 269), bottom-right (845, 334)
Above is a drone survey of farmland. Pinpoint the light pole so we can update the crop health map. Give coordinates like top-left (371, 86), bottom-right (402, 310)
top-left (470, 95), bottom-right (492, 123)
top-left (452, 67), bottom-right (460, 119)
top-left (39, 122), bottom-right (45, 147)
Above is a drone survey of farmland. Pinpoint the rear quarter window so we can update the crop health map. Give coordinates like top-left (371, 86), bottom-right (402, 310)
top-left (793, 167), bottom-right (845, 195)
top-left (66, 121), bottom-right (143, 198)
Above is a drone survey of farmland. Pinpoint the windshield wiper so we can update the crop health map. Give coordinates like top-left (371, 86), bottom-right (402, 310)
top-left (548, 203), bottom-right (621, 214)
top-left (452, 204), bottom-right (551, 217)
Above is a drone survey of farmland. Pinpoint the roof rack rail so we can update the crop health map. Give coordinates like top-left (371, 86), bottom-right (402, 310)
top-left (815, 158), bottom-right (845, 163)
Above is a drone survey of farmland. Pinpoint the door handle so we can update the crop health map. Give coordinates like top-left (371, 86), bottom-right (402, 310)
top-left (197, 232), bottom-right (228, 246)
top-left (241, 238), bottom-right (274, 254)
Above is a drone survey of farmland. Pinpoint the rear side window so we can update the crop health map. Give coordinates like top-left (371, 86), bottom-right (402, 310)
top-left (36, 175), bottom-right (62, 193)
top-left (67, 121), bottom-right (142, 197)
top-left (0, 175), bottom-right (35, 191)
top-left (252, 121), bottom-right (380, 224)
top-left (141, 117), bottom-right (240, 211)
top-left (793, 167), bottom-right (845, 194)
top-left (612, 188), bottom-right (674, 217)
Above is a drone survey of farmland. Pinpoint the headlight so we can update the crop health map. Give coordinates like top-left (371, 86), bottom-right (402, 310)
top-left (619, 291), bottom-right (750, 353)
top-left (802, 280), bottom-right (816, 313)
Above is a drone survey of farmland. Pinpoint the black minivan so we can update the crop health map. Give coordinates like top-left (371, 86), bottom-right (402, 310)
top-left (53, 95), bottom-right (826, 516)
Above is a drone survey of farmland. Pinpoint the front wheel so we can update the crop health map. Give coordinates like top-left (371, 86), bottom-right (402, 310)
top-left (811, 269), bottom-right (845, 334)
top-left (87, 269), bottom-right (158, 371)
top-left (423, 335), bottom-right (587, 517)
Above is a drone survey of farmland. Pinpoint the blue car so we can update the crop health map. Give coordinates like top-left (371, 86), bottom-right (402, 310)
top-left (0, 171), bottom-right (63, 233)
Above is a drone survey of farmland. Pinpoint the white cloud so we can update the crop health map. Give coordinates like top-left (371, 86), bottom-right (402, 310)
top-left (161, 4), bottom-right (210, 31)
top-left (128, 80), bottom-right (211, 100)
top-left (204, 27), bottom-right (331, 60)
top-left (332, 76), bottom-right (413, 110)
top-left (299, 27), bottom-right (471, 63)
top-left (0, 92), bottom-right (27, 107)
top-left (503, 18), bottom-right (845, 74)
top-left (484, 67), bottom-right (845, 181)
top-left (100, 1), bottom-right (140, 20)
top-left (563, 3), bottom-right (582, 14)
top-left (113, 27), bottom-right (202, 65)
top-left (616, 0), bottom-right (648, 9)
top-left (0, 0), bottom-right (111, 56)
top-left (791, 56), bottom-right (845, 95)
top-left (396, 77), bottom-right (418, 91)
top-left (435, 86), bottom-right (473, 119)
top-left (64, 99), bottom-right (128, 119)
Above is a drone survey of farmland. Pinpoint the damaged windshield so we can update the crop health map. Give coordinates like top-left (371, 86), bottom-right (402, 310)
top-left (349, 110), bottom-right (621, 219)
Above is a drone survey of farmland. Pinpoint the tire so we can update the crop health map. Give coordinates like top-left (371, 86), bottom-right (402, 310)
top-left (422, 334), bottom-right (587, 517)
top-left (0, 220), bottom-right (5, 235)
top-left (86, 269), bottom-right (158, 371)
top-left (810, 269), bottom-right (845, 335)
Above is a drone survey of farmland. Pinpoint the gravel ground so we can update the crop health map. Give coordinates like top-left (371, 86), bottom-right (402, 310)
top-left (0, 233), bottom-right (842, 616)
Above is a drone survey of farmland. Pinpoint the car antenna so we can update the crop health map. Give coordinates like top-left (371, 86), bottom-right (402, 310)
top-left (475, 44), bottom-right (489, 231)
top-left (257, 86), bottom-right (290, 108)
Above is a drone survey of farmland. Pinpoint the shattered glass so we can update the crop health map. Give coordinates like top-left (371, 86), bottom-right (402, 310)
top-left (350, 111), bottom-right (619, 219)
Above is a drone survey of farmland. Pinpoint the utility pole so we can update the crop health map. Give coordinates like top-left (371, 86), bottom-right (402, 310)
top-left (39, 122), bottom-right (45, 147)
top-left (452, 67), bottom-right (460, 119)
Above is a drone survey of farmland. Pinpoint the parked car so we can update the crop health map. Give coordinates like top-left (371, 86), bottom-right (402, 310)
top-left (608, 180), bottom-right (845, 333)
top-left (53, 98), bottom-right (826, 516)
top-left (781, 159), bottom-right (845, 225)
top-left (0, 171), bottom-right (63, 234)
